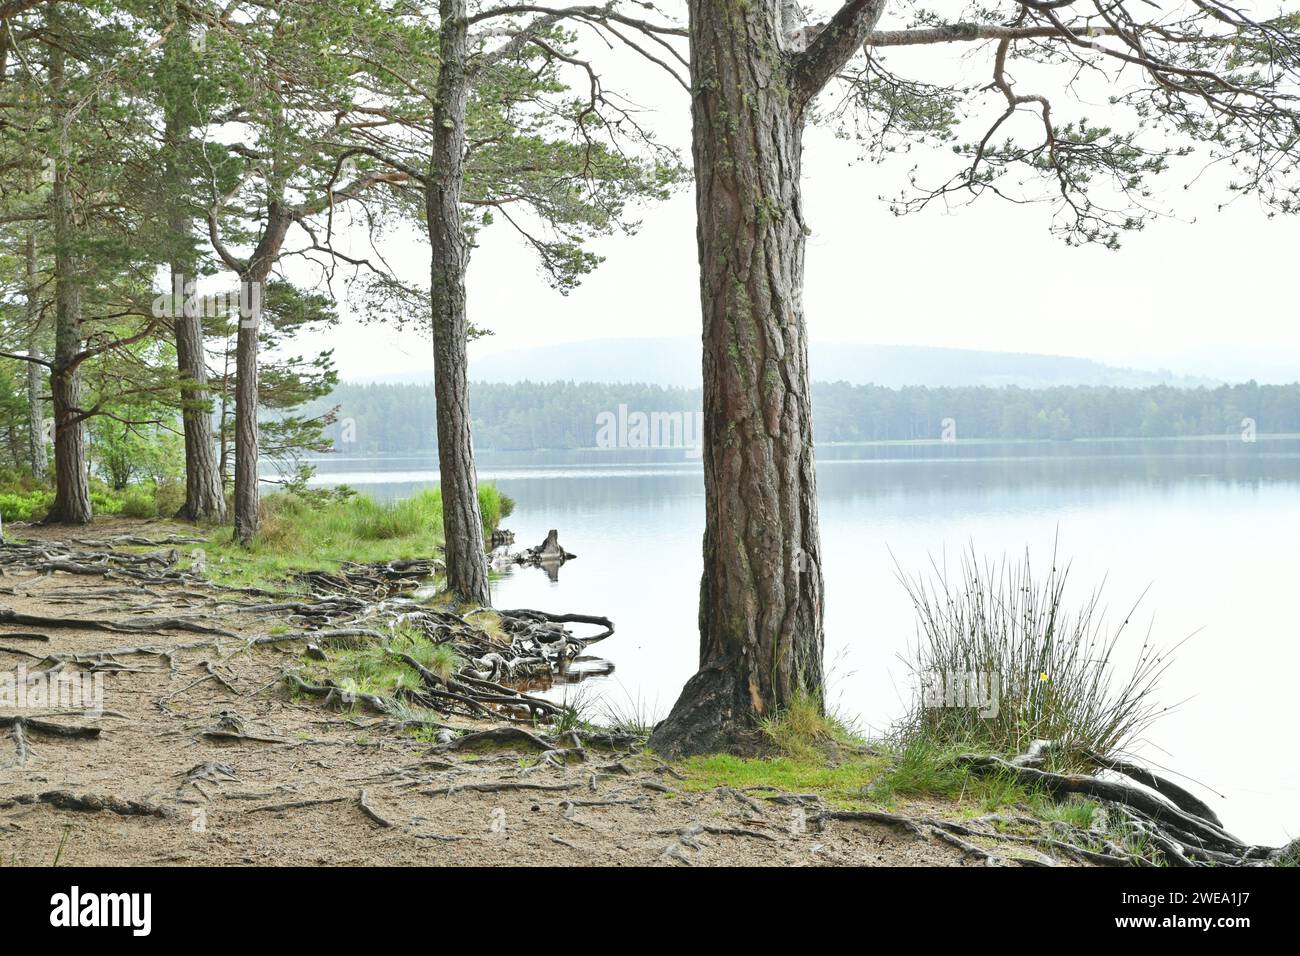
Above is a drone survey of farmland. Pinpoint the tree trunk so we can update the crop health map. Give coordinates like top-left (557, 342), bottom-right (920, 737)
top-left (24, 231), bottom-right (47, 483)
top-left (426, 0), bottom-right (490, 605)
top-left (649, 0), bottom-right (824, 756)
top-left (218, 338), bottom-right (232, 483)
top-left (44, 33), bottom-right (92, 526)
top-left (232, 276), bottom-right (260, 543)
top-left (231, 202), bottom-right (291, 544)
top-left (173, 270), bottom-right (225, 522)
top-left (164, 66), bottom-right (225, 523)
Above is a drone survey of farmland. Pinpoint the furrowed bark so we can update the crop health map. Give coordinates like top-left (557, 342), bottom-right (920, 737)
top-left (651, 0), bottom-right (823, 756)
top-left (426, 0), bottom-right (490, 605)
top-left (651, 0), bottom-right (884, 756)
top-left (44, 26), bottom-right (91, 526)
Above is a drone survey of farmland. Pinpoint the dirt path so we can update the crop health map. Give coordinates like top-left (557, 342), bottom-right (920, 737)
top-left (0, 521), bottom-right (973, 867)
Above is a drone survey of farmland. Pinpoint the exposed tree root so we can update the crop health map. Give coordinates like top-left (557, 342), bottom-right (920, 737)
top-left (0, 606), bottom-right (236, 637)
top-left (357, 788), bottom-right (395, 828)
top-left (956, 750), bottom-right (1281, 866)
top-left (421, 781), bottom-right (581, 798)
top-left (2, 537), bottom-right (618, 726)
top-left (431, 726), bottom-right (557, 752)
top-left (0, 715), bottom-right (101, 768)
top-left (1, 790), bottom-right (168, 817)
top-left (1083, 750), bottom-right (1224, 827)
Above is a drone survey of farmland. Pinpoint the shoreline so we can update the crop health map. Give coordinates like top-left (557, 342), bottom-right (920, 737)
top-left (1, 516), bottom-right (1289, 867)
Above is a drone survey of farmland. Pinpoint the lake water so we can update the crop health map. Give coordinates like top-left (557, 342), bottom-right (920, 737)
top-left (302, 437), bottom-right (1300, 846)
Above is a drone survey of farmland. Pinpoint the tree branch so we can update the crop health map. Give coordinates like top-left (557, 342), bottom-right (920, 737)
top-left (864, 22), bottom-right (1120, 48)
top-left (791, 0), bottom-right (887, 107)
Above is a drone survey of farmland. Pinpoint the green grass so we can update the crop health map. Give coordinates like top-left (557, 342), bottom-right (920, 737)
top-left (1028, 793), bottom-right (1102, 829)
top-left (302, 626), bottom-right (462, 701)
top-left (677, 695), bottom-right (885, 809)
top-left (0, 469), bottom-right (512, 593)
top-left (759, 692), bottom-right (862, 761)
top-left (859, 736), bottom-right (1033, 813)
top-left (678, 752), bottom-right (886, 807)
top-left (197, 484), bottom-right (510, 588)
top-left (676, 706), bottom-right (1043, 817)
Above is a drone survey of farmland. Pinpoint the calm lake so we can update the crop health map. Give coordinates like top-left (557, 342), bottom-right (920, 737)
top-left (301, 437), bottom-right (1300, 846)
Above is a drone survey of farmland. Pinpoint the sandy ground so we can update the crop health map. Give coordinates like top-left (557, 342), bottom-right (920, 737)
top-left (0, 520), bottom-right (977, 867)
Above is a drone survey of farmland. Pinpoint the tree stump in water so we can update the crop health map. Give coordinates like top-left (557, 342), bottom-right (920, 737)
top-left (514, 530), bottom-right (576, 581)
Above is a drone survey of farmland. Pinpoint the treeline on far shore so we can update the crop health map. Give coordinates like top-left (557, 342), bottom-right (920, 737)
top-left (302, 379), bottom-right (1300, 454)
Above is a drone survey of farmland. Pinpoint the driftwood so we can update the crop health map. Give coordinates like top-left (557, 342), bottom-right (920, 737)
top-left (498, 609), bottom-right (614, 644)
top-left (516, 530), bottom-right (576, 565)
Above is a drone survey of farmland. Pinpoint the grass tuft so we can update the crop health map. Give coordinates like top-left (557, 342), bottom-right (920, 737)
top-left (759, 692), bottom-right (860, 761)
top-left (304, 627), bottom-right (461, 701)
top-left (894, 544), bottom-right (1180, 770)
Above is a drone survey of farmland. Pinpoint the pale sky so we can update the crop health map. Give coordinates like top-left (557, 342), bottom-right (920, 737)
top-left (283, 2), bottom-right (1300, 385)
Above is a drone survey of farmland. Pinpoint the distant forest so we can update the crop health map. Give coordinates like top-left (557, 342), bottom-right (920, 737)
top-left (301, 380), bottom-right (1300, 454)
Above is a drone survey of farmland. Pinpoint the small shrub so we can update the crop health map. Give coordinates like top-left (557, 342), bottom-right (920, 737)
top-left (153, 477), bottom-right (185, 517)
top-left (0, 467), bottom-right (46, 493)
top-left (0, 490), bottom-right (54, 521)
top-left (89, 484), bottom-right (125, 515)
top-left (120, 486), bottom-right (158, 518)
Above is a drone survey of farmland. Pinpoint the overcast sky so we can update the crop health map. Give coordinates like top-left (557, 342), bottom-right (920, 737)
top-left (283, 3), bottom-right (1300, 385)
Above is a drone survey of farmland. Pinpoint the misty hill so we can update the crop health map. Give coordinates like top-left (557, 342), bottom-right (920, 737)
top-left (414, 338), bottom-right (1217, 389)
